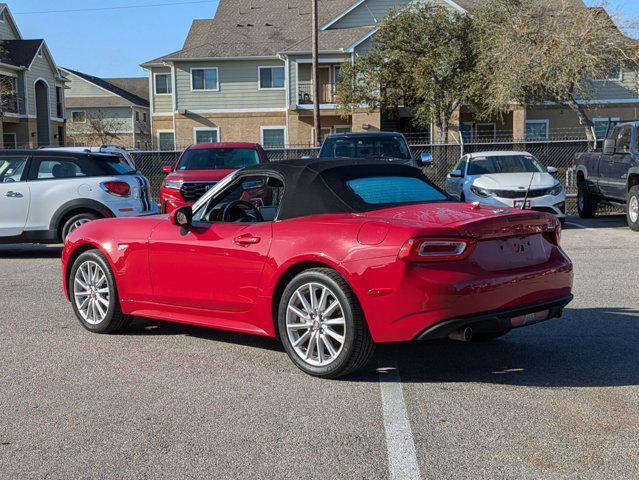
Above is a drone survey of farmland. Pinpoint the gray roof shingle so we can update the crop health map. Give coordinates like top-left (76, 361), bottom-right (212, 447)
top-left (63, 68), bottom-right (149, 107)
top-left (0, 39), bottom-right (43, 68)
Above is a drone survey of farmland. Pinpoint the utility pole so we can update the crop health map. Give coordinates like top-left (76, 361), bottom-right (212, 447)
top-left (311, 0), bottom-right (322, 147)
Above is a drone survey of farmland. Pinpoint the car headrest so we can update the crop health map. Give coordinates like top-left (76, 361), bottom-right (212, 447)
top-left (52, 163), bottom-right (74, 178)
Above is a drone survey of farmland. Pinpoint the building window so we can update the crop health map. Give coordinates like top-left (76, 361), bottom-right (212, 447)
top-left (158, 131), bottom-right (175, 151)
top-left (334, 126), bottom-right (352, 134)
top-left (3, 133), bottom-right (17, 148)
top-left (154, 74), bottom-right (172, 95)
top-left (261, 127), bottom-right (286, 148)
top-left (594, 66), bottom-right (623, 82)
top-left (0, 11), bottom-right (5, 23)
top-left (258, 66), bottom-right (285, 90)
top-left (194, 127), bottom-right (220, 144)
top-left (135, 111), bottom-right (140, 122)
top-left (525, 120), bottom-right (549, 140)
top-left (191, 68), bottom-right (219, 91)
top-left (71, 111), bottom-right (86, 123)
top-left (38, 48), bottom-right (43, 58)
top-left (55, 86), bottom-right (63, 118)
top-left (593, 117), bottom-right (620, 140)
top-left (143, 112), bottom-right (147, 123)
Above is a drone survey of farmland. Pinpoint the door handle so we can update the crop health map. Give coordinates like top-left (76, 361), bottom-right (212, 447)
top-left (234, 234), bottom-right (261, 245)
top-left (4, 191), bottom-right (23, 198)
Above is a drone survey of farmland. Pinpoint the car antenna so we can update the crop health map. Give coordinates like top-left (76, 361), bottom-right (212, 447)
top-left (521, 170), bottom-right (536, 210)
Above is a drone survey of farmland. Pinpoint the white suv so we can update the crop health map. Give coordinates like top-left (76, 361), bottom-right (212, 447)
top-left (0, 150), bottom-right (158, 244)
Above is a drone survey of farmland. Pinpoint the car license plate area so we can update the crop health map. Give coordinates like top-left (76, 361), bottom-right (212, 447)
top-left (471, 235), bottom-right (550, 271)
top-left (513, 199), bottom-right (531, 209)
top-left (510, 309), bottom-right (550, 327)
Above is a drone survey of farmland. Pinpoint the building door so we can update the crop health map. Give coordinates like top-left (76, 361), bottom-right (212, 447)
top-left (318, 67), bottom-right (331, 104)
top-left (34, 80), bottom-right (51, 147)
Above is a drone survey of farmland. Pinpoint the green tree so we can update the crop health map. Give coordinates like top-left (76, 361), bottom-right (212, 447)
top-left (473, 0), bottom-right (639, 141)
top-left (336, 3), bottom-right (476, 144)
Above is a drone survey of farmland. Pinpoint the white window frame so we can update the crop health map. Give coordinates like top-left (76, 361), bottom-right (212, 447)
top-left (0, 11), bottom-right (6, 23)
top-left (525, 119), bottom-right (550, 140)
top-left (593, 67), bottom-right (623, 82)
top-left (592, 117), bottom-right (620, 138)
top-left (157, 130), bottom-right (175, 150)
top-left (193, 126), bottom-right (221, 144)
top-left (37, 48), bottom-right (43, 58)
top-left (71, 111), bottom-right (86, 124)
top-left (191, 67), bottom-right (219, 92)
top-left (261, 126), bottom-right (287, 148)
top-left (258, 66), bottom-right (286, 91)
top-left (333, 125), bottom-right (352, 134)
top-left (153, 73), bottom-right (172, 96)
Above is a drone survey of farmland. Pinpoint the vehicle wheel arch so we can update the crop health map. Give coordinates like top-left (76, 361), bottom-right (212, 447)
top-left (65, 242), bottom-right (115, 299)
top-left (50, 199), bottom-right (115, 241)
top-left (628, 169), bottom-right (639, 191)
top-left (575, 167), bottom-right (587, 183)
top-left (270, 260), bottom-right (357, 340)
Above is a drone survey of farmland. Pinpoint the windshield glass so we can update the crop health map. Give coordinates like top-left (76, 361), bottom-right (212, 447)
top-left (89, 156), bottom-right (137, 175)
top-left (177, 148), bottom-right (260, 171)
top-left (346, 176), bottom-right (447, 205)
top-left (468, 155), bottom-right (545, 175)
top-left (320, 136), bottom-right (412, 160)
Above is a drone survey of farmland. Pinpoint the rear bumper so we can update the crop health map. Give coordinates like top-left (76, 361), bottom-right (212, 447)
top-left (415, 294), bottom-right (573, 340)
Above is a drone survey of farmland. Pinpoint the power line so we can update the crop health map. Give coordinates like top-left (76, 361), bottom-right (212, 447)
top-left (13, 0), bottom-right (217, 15)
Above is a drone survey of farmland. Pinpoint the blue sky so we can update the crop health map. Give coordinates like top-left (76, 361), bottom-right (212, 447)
top-left (12, 0), bottom-right (221, 78)
top-left (10, 0), bottom-right (639, 79)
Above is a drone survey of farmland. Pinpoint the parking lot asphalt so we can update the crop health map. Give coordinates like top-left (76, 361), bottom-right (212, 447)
top-left (1, 215), bottom-right (637, 480)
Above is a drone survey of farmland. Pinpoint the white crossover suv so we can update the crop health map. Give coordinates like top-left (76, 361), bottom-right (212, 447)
top-left (444, 151), bottom-right (566, 223)
top-left (0, 150), bottom-right (158, 244)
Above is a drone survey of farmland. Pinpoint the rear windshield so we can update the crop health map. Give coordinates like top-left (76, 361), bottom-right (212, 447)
top-left (177, 148), bottom-right (260, 171)
top-left (468, 155), bottom-right (545, 175)
top-left (346, 176), bottom-right (447, 205)
top-left (88, 156), bottom-right (137, 175)
top-left (320, 136), bottom-right (412, 160)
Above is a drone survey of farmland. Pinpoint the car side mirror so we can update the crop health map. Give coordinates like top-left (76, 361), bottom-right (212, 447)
top-left (547, 166), bottom-right (558, 174)
top-left (602, 139), bottom-right (615, 155)
top-left (162, 165), bottom-right (173, 173)
top-left (170, 206), bottom-right (193, 232)
top-left (418, 153), bottom-right (433, 167)
top-left (449, 169), bottom-right (463, 178)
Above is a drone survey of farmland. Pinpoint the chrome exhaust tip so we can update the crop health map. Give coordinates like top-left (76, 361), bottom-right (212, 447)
top-left (449, 326), bottom-right (473, 342)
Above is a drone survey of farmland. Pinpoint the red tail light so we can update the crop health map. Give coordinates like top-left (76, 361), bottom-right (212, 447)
top-left (100, 181), bottom-right (131, 197)
top-left (398, 237), bottom-right (476, 262)
top-left (543, 224), bottom-right (562, 246)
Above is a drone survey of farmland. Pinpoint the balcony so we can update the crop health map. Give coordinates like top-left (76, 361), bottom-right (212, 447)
top-left (297, 82), bottom-right (340, 108)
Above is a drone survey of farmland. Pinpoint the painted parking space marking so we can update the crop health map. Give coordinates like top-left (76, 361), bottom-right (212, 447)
top-left (378, 361), bottom-right (421, 480)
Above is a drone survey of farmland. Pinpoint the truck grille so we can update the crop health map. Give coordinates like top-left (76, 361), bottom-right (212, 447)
top-left (180, 182), bottom-right (217, 202)
top-left (490, 188), bottom-right (551, 199)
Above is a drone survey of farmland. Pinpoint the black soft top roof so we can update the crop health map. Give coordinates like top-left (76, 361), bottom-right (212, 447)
top-left (239, 158), bottom-right (446, 220)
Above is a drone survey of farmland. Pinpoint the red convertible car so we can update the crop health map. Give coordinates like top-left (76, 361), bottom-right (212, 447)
top-left (62, 159), bottom-right (573, 378)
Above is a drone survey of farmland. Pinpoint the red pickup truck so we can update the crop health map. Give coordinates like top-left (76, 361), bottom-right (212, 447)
top-left (160, 142), bottom-right (269, 213)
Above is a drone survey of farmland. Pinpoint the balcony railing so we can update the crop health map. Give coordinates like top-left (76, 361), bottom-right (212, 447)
top-left (297, 82), bottom-right (339, 106)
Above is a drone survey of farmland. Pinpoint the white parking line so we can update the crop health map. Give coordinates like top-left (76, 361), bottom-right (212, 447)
top-left (378, 361), bottom-right (421, 480)
top-left (565, 221), bottom-right (630, 239)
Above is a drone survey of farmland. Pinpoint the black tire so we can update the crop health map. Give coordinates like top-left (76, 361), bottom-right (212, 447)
top-left (278, 268), bottom-right (375, 379)
top-left (61, 212), bottom-right (100, 241)
top-left (559, 217), bottom-right (566, 227)
top-left (470, 329), bottom-right (512, 342)
top-left (69, 249), bottom-right (131, 334)
top-left (627, 185), bottom-right (639, 232)
top-left (577, 180), bottom-right (598, 218)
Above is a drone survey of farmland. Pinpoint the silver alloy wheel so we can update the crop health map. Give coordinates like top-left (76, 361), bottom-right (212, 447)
top-left (286, 282), bottom-right (346, 367)
top-left (73, 260), bottom-right (110, 325)
top-left (630, 195), bottom-right (639, 223)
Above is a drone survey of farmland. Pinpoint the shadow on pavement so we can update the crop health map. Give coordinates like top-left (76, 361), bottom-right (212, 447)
top-left (0, 244), bottom-right (63, 258)
top-left (125, 306), bottom-right (639, 387)
top-left (366, 306), bottom-right (639, 388)
top-left (563, 214), bottom-right (627, 230)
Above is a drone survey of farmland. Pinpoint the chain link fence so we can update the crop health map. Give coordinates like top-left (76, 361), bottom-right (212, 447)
top-left (129, 138), bottom-right (601, 214)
